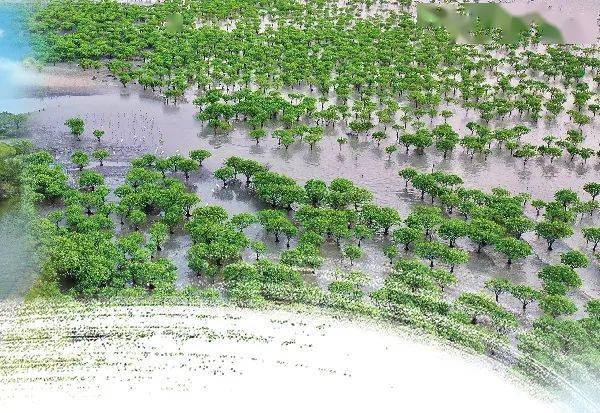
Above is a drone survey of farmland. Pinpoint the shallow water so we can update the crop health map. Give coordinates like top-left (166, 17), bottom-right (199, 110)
top-left (0, 199), bottom-right (38, 300)
top-left (18, 68), bottom-right (598, 318)
top-left (27, 76), bottom-right (600, 203)
top-left (1, 0), bottom-right (598, 312)
top-left (0, 3), bottom-right (596, 411)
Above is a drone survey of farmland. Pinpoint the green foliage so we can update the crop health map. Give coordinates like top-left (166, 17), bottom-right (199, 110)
top-left (583, 182), bottom-right (600, 201)
top-left (0, 112), bottom-right (27, 139)
top-left (414, 241), bottom-right (446, 268)
top-left (92, 149), bottom-right (109, 166)
top-left (149, 221), bottom-right (169, 251)
top-left (455, 292), bottom-right (518, 331)
top-left (280, 244), bottom-right (323, 269)
top-left (438, 218), bottom-right (468, 247)
top-left (383, 244), bottom-right (398, 264)
top-left (438, 246), bottom-right (469, 273)
top-left (585, 300), bottom-right (600, 318)
top-left (559, 250), bottom-right (589, 269)
top-left (509, 284), bottom-right (541, 314)
top-left (70, 150), bottom-right (89, 170)
top-left (249, 240), bottom-right (266, 260)
top-left (305, 179), bottom-right (328, 207)
top-left (406, 205), bottom-right (443, 235)
top-left (537, 264), bottom-right (582, 293)
top-left (20, 150), bottom-right (69, 201)
top-left (468, 218), bottom-right (505, 253)
top-left (484, 278), bottom-right (513, 302)
top-left (26, 152), bottom-right (215, 297)
top-left (18, 1), bottom-right (600, 389)
top-left (535, 220), bottom-right (573, 251)
top-left (328, 273), bottom-right (364, 302)
top-left (213, 165), bottom-right (235, 186)
top-left (92, 129), bottom-right (104, 142)
top-left (254, 171), bottom-right (306, 209)
top-left (0, 142), bottom-right (31, 199)
top-left (393, 226), bottom-right (423, 251)
top-left (360, 204), bottom-right (401, 235)
top-left (343, 244), bottom-right (362, 266)
top-left (582, 227), bottom-right (600, 252)
top-left (64, 117), bottom-right (84, 139)
top-left (539, 295), bottom-right (577, 318)
top-left (494, 237), bottom-right (532, 265)
top-left (249, 128), bottom-right (267, 144)
top-left (257, 209), bottom-right (292, 243)
top-left (189, 149), bottom-right (211, 166)
top-left (186, 207), bottom-right (249, 268)
top-left (517, 316), bottom-right (599, 389)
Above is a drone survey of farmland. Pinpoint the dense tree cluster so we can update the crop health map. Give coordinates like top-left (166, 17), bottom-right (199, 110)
top-left (30, 0), bottom-right (599, 163)
top-left (20, 0), bottom-right (600, 396)
top-left (210, 155), bottom-right (598, 365)
top-left (7, 142), bottom-right (598, 396)
top-left (0, 112), bottom-right (27, 139)
top-left (0, 140), bottom-right (35, 200)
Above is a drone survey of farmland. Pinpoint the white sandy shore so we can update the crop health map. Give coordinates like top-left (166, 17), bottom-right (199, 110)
top-left (0, 300), bottom-right (562, 413)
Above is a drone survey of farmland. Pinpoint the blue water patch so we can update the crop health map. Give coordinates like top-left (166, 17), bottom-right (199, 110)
top-left (0, 3), bottom-right (33, 108)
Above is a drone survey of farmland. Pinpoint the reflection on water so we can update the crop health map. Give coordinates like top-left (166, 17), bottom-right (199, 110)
top-left (1, 1), bottom-right (598, 311)
top-left (28, 75), bottom-right (599, 204)
top-left (0, 199), bottom-right (38, 300)
top-left (0, 4), bottom-right (38, 299)
top-left (20, 69), bottom-right (599, 316)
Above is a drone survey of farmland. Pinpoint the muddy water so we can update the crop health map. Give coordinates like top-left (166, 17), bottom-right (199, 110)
top-left (21, 67), bottom-right (599, 317)
top-left (27, 77), bottom-right (600, 204)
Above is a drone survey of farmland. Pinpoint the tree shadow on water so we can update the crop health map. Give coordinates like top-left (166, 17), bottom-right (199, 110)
top-left (213, 185), bottom-right (235, 201)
